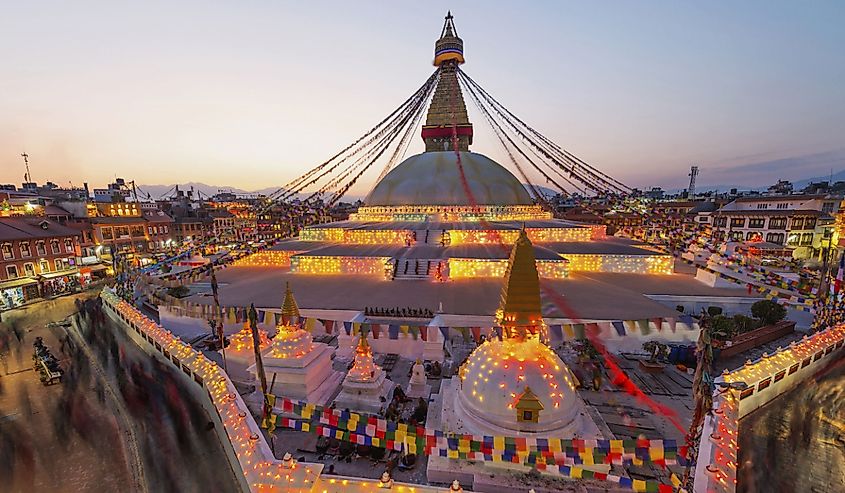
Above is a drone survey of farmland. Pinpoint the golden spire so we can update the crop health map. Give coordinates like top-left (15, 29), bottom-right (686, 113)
top-left (357, 332), bottom-right (370, 353)
top-left (281, 282), bottom-right (300, 323)
top-left (423, 12), bottom-right (473, 152)
top-left (496, 229), bottom-right (543, 341)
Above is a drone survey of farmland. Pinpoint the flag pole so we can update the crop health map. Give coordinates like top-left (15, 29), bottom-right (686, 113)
top-left (210, 266), bottom-right (228, 373)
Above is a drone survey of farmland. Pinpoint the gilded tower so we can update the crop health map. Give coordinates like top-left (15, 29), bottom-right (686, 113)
top-left (495, 229), bottom-right (545, 341)
top-left (421, 12), bottom-right (474, 152)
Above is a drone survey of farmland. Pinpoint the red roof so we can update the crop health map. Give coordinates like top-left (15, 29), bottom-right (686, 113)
top-left (0, 217), bottom-right (80, 241)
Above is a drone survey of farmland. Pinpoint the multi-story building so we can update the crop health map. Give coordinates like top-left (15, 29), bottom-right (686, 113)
top-left (175, 216), bottom-right (212, 244)
top-left (209, 209), bottom-right (236, 242)
top-left (704, 194), bottom-right (842, 258)
top-left (0, 217), bottom-right (82, 308)
top-left (143, 211), bottom-right (176, 253)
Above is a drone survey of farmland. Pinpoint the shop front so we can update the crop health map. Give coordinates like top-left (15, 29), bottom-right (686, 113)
top-left (39, 269), bottom-right (81, 298)
top-left (0, 277), bottom-right (39, 310)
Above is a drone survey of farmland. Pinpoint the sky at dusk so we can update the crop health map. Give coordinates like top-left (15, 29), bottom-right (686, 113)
top-left (1, 1), bottom-right (844, 195)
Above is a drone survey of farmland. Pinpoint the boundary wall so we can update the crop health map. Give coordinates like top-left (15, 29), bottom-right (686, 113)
top-left (693, 323), bottom-right (845, 493)
top-left (100, 288), bottom-right (452, 493)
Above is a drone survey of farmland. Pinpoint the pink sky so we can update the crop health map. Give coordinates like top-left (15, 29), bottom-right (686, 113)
top-left (1, 1), bottom-right (843, 194)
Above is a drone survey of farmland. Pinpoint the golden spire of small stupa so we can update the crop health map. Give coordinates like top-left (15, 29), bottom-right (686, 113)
top-left (496, 229), bottom-right (543, 341)
top-left (281, 282), bottom-right (300, 324)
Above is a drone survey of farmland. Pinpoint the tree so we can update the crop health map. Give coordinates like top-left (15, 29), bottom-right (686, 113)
top-left (710, 315), bottom-right (737, 341)
top-left (751, 300), bottom-right (787, 325)
top-left (706, 306), bottom-right (723, 317)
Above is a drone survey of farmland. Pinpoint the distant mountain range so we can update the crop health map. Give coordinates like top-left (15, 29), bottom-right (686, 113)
top-left (138, 167), bottom-right (844, 205)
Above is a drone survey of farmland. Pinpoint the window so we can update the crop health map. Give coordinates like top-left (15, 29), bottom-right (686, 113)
top-left (769, 217), bottom-right (787, 230)
top-left (766, 233), bottom-right (785, 244)
top-left (730, 231), bottom-right (744, 241)
top-left (5, 265), bottom-right (18, 279)
top-left (148, 226), bottom-right (154, 235)
top-left (758, 378), bottom-right (771, 391)
top-left (114, 226), bottom-right (129, 238)
top-left (787, 233), bottom-right (800, 246)
top-left (64, 238), bottom-right (73, 252)
top-left (801, 358), bottom-right (811, 368)
top-left (36, 241), bottom-right (46, 255)
top-left (130, 225), bottom-right (145, 237)
top-left (791, 218), bottom-right (804, 230)
top-left (162, 226), bottom-right (168, 234)
top-left (730, 218), bottom-right (746, 228)
top-left (788, 363), bottom-right (799, 375)
top-left (55, 259), bottom-right (64, 271)
top-left (774, 370), bottom-right (786, 382)
top-left (50, 239), bottom-right (60, 254)
top-left (522, 410), bottom-right (533, 421)
top-left (822, 202), bottom-right (835, 213)
top-left (1, 243), bottom-right (13, 260)
top-left (740, 387), bottom-right (754, 400)
top-left (24, 263), bottom-right (35, 277)
top-left (20, 242), bottom-right (31, 257)
top-left (801, 233), bottom-right (813, 245)
top-left (776, 203), bottom-right (788, 209)
top-left (803, 218), bottom-right (816, 229)
top-left (101, 227), bottom-right (113, 240)
top-left (756, 203), bottom-right (768, 209)
top-left (39, 259), bottom-right (50, 273)
top-left (748, 218), bottom-right (765, 228)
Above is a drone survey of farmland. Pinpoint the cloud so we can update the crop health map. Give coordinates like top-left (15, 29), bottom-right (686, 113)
top-left (706, 149), bottom-right (845, 186)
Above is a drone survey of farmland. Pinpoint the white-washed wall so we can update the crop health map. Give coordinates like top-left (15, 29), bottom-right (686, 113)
top-left (693, 323), bottom-right (845, 493)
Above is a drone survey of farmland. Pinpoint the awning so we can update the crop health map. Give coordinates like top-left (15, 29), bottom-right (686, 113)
top-left (0, 277), bottom-right (38, 290)
top-left (80, 264), bottom-right (109, 275)
top-left (39, 268), bottom-right (79, 280)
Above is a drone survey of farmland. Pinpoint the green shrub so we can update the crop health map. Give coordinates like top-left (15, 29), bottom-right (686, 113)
top-left (707, 306), bottom-right (723, 317)
top-left (751, 300), bottom-right (787, 325)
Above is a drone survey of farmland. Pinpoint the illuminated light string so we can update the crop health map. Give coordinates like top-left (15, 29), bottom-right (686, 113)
top-left (696, 323), bottom-right (845, 493)
top-left (289, 256), bottom-right (391, 276)
top-left (104, 283), bottom-right (703, 493)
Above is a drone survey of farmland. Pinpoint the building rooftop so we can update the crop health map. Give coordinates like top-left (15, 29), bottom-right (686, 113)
top-left (0, 217), bottom-right (80, 241)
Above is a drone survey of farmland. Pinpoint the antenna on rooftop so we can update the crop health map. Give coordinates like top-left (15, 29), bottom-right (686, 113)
top-left (688, 165), bottom-right (699, 198)
top-left (21, 153), bottom-right (32, 183)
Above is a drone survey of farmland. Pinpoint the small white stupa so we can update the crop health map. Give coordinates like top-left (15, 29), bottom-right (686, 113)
top-left (333, 332), bottom-right (395, 413)
top-left (250, 283), bottom-right (343, 405)
top-left (406, 358), bottom-right (431, 398)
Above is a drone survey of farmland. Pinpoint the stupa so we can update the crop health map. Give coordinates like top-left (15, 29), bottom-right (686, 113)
top-left (437, 229), bottom-right (600, 435)
top-left (405, 359), bottom-right (431, 398)
top-left (251, 283), bottom-right (343, 405)
top-left (333, 333), bottom-right (395, 413)
top-left (429, 230), bottom-right (603, 482)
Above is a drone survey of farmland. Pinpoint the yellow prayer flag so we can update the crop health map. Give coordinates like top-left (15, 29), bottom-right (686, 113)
top-left (493, 436), bottom-right (505, 451)
top-left (570, 467), bottom-right (582, 479)
top-left (633, 479), bottom-right (647, 492)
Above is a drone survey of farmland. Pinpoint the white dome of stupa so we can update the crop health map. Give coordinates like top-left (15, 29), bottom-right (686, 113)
top-left (457, 337), bottom-right (580, 432)
top-left (267, 325), bottom-right (313, 359)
